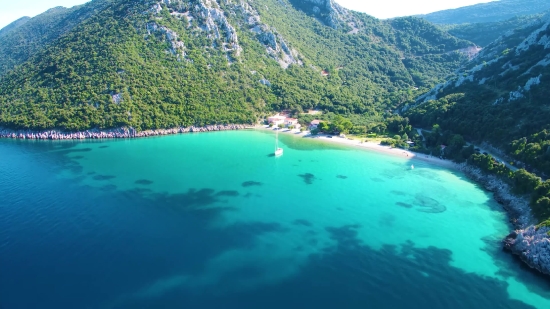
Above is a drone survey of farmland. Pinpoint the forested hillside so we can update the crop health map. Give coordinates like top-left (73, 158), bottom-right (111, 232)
top-left (0, 0), bottom-right (474, 131)
top-left (418, 0), bottom-right (550, 24)
top-left (405, 15), bottom-right (550, 176)
top-left (0, 17), bottom-right (31, 38)
top-left (441, 14), bottom-right (547, 47)
top-left (0, 1), bottom-right (114, 77)
top-left (403, 14), bottom-right (550, 227)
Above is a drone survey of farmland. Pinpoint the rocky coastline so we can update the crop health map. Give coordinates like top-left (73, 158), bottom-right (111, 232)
top-left (459, 164), bottom-right (550, 276)
top-left (0, 124), bottom-right (251, 140)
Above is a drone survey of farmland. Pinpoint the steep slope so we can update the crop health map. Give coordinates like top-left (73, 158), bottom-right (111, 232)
top-left (441, 13), bottom-right (547, 47)
top-left (405, 15), bottom-right (550, 175)
top-left (0, 1), bottom-right (113, 77)
top-left (418, 0), bottom-right (550, 24)
top-left (0, 0), bottom-right (474, 131)
top-left (0, 17), bottom-right (31, 38)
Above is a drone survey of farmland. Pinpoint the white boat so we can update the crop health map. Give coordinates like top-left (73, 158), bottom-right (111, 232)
top-left (275, 130), bottom-right (283, 156)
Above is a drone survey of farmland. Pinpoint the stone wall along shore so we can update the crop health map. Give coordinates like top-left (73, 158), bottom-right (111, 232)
top-left (0, 125), bottom-right (251, 140)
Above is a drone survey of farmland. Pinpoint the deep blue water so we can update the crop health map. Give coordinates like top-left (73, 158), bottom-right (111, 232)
top-left (1, 131), bottom-right (549, 309)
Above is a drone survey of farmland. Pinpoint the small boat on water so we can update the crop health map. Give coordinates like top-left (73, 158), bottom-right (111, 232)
top-left (275, 130), bottom-right (283, 156)
top-left (411, 164), bottom-right (414, 170)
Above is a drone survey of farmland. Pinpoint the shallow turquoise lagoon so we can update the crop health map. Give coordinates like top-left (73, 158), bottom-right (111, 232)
top-left (1, 130), bottom-right (549, 309)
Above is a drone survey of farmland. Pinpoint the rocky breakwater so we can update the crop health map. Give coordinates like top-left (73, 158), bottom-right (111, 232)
top-left (0, 125), bottom-right (250, 140)
top-left (459, 164), bottom-right (550, 276)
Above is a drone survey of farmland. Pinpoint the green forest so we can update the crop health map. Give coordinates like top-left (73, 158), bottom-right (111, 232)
top-left (0, 0), bottom-right (472, 131)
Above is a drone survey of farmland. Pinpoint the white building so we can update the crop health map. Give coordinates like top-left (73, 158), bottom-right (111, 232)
top-left (268, 114), bottom-right (286, 127)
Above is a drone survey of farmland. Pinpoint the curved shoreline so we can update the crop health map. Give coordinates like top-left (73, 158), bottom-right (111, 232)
top-left (2, 124), bottom-right (549, 276)
top-left (261, 126), bottom-right (550, 276)
top-left (258, 126), bottom-right (460, 170)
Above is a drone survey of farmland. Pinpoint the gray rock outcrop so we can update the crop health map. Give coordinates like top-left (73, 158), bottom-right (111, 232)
top-left (240, 0), bottom-right (302, 68)
top-left (505, 226), bottom-right (550, 275)
top-left (295, 0), bottom-right (347, 29)
top-left (148, 0), bottom-right (241, 59)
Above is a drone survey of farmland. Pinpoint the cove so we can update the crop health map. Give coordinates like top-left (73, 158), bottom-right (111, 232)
top-left (0, 130), bottom-right (549, 309)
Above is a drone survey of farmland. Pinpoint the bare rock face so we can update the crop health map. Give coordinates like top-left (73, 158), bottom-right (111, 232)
top-left (239, 0), bottom-right (302, 68)
top-left (147, 0), bottom-right (241, 59)
top-left (144, 0), bottom-right (302, 66)
top-left (293, 0), bottom-right (347, 29)
top-left (146, 22), bottom-right (186, 59)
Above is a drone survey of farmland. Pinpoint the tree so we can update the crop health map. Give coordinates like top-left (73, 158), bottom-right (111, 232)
top-left (331, 115), bottom-right (353, 134)
top-left (513, 169), bottom-right (541, 194)
top-left (318, 121), bottom-right (330, 133)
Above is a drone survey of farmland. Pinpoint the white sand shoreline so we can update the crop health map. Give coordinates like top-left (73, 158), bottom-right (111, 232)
top-left (256, 125), bottom-right (460, 170)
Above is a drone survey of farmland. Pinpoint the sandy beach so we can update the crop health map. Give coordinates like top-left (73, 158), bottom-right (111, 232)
top-left (257, 126), bottom-right (460, 170)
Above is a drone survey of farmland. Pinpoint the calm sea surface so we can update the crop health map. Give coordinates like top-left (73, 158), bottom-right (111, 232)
top-left (1, 130), bottom-right (549, 309)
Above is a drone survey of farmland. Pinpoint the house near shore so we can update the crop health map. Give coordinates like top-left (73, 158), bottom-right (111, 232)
top-left (268, 114), bottom-right (286, 127)
top-left (309, 120), bottom-right (321, 130)
top-left (285, 118), bottom-right (301, 129)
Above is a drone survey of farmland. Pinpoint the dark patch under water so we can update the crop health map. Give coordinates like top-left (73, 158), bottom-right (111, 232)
top-left (396, 202), bottom-right (413, 209)
top-left (99, 145), bottom-right (109, 149)
top-left (391, 190), bottom-right (408, 196)
top-left (298, 173), bottom-right (316, 185)
top-left (216, 190), bottom-right (240, 197)
top-left (135, 179), bottom-right (154, 185)
top-left (242, 181), bottom-right (262, 187)
top-left (93, 174), bottom-right (116, 181)
top-left (336, 175), bottom-right (348, 179)
top-left (414, 195), bottom-right (446, 214)
top-left (293, 219), bottom-right (313, 227)
top-left (101, 184), bottom-right (118, 192)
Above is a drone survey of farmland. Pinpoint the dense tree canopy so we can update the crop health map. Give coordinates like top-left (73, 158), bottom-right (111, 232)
top-left (0, 0), bottom-right (473, 131)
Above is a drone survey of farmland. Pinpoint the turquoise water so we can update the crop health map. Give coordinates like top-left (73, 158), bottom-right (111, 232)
top-left (1, 130), bottom-right (549, 309)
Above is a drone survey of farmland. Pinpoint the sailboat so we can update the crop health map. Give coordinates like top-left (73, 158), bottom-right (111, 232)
top-left (274, 130), bottom-right (283, 156)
